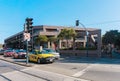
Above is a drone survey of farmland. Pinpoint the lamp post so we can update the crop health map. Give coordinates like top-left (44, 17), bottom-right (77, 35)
top-left (76, 20), bottom-right (89, 57)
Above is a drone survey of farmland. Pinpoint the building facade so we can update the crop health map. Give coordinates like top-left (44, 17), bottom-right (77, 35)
top-left (4, 25), bottom-right (101, 56)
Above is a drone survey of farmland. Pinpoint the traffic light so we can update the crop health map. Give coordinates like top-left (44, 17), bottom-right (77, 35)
top-left (76, 20), bottom-right (79, 26)
top-left (25, 18), bottom-right (33, 32)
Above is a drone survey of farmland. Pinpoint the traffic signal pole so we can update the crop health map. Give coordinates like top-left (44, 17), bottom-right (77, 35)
top-left (76, 20), bottom-right (88, 57)
top-left (24, 22), bottom-right (29, 64)
top-left (24, 17), bottom-right (33, 64)
top-left (26, 39), bottom-right (29, 64)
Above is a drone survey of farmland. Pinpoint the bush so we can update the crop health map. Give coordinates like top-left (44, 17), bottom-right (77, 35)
top-left (76, 47), bottom-right (97, 50)
top-left (60, 47), bottom-right (97, 50)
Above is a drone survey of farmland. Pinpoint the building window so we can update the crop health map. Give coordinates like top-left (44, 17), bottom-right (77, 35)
top-left (46, 28), bottom-right (58, 32)
top-left (33, 28), bottom-right (43, 34)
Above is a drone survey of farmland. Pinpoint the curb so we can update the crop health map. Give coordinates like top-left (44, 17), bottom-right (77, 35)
top-left (0, 58), bottom-right (33, 67)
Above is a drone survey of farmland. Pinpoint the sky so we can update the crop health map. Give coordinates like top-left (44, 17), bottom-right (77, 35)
top-left (0, 0), bottom-right (120, 44)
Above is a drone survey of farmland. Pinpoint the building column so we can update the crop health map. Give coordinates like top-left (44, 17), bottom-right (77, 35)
top-left (97, 30), bottom-right (102, 57)
top-left (83, 42), bottom-right (86, 47)
top-left (59, 40), bottom-right (62, 49)
top-left (84, 36), bottom-right (87, 47)
top-left (48, 41), bottom-right (50, 48)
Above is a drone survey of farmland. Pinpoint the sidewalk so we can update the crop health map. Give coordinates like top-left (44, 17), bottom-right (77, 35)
top-left (0, 55), bottom-right (33, 67)
top-left (0, 55), bottom-right (91, 81)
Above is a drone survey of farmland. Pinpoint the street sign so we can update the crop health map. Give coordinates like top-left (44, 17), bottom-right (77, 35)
top-left (23, 33), bottom-right (30, 41)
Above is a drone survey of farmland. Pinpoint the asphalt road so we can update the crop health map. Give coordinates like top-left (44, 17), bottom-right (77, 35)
top-left (0, 59), bottom-right (87, 81)
top-left (0, 60), bottom-right (47, 81)
top-left (0, 60), bottom-right (25, 74)
top-left (0, 55), bottom-right (120, 81)
top-left (33, 57), bottom-right (120, 81)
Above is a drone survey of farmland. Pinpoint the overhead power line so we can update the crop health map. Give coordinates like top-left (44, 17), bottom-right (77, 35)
top-left (86, 20), bottom-right (120, 26)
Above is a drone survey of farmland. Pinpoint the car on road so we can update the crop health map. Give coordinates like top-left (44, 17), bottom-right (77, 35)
top-left (4, 50), bottom-right (15, 57)
top-left (0, 49), bottom-right (5, 55)
top-left (13, 49), bottom-right (26, 59)
top-left (29, 50), bottom-right (55, 63)
top-left (43, 48), bottom-right (60, 59)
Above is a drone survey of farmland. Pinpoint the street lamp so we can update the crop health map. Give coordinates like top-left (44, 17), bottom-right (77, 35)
top-left (76, 20), bottom-right (89, 57)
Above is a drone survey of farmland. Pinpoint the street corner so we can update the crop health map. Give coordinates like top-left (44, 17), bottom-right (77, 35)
top-left (0, 56), bottom-right (33, 67)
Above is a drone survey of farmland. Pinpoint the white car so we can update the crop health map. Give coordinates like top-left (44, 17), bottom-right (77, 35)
top-left (43, 48), bottom-right (60, 59)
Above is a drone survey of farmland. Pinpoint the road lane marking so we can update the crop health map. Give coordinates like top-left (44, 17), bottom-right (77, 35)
top-left (72, 65), bottom-right (92, 77)
top-left (0, 74), bottom-right (11, 81)
top-left (21, 67), bottom-right (91, 81)
top-left (2, 71), bottom-right (46, 81)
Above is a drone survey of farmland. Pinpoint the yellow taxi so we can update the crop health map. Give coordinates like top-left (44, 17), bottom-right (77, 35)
top-left (29, 50), bottom-right (55, 63)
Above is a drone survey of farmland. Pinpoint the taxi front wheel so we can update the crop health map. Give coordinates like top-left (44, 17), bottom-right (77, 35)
top-left (37, 58), bottom-right (41, 64)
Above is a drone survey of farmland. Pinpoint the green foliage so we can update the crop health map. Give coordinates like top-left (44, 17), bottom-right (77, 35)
top-left (60, 47), bottom-right (97, 50)
top-left (76, 47), bottom-right (97, 50)
top-left (57, 28), bottom-right (76, 40)
top-left (48, 36), bottom-right (57, 42)
top-left (57, 28), bottom-right (66, 40)
top-left (102, 30), bottom-right (120, 45)
top-left (58, 28), bottom-right (76, 49)
top-left (35, 35), bottom-right (48, 45)
top-left (114, 33), bottom-right (120, 48)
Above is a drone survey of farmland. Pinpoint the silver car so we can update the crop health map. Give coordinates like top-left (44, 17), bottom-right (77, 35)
top-left (0, 49), bottom-right (5, 55)
top-left (43, 48), bottom-right (60, 59)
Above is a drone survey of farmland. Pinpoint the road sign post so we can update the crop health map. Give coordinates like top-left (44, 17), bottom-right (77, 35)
top-left (23, 33), bottom-right (30, 64)
top-left (24, 33), bottom-right (30, 64)
top-left (26, 39), bottom-right (28, 64)
top-left (24, 17), bottom-right (33, 64)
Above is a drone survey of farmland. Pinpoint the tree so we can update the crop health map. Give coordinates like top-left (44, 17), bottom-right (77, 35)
top-left (58, 28), bottom-right (76, 49)
top-left (57, 29), bottom-right (66, 40)
top-left (48, 36), bottom-right (58, 48)
top-left (69, 28), bottom-right (77, 50)
top-left (57, 28), bottom-right (67, 47)
top-left (35, 35), bottom-right (48, 47)
top-left (48, 36), bottom-right (57, 43)
top-left (102, 30), bottom-right (120, 45)
top-left (114, 33), bottom-right (120, 48)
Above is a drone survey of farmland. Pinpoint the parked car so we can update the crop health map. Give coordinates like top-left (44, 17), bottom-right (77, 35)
top-left (43, 48), bottom-right (60, 59)
top-left (29, 50), bottom-right (55, 63)
top-left (0, 49), bottom-right (5, 55)
top-left (13, 50), bottom-right (26, 59)
top-left (4, 50), bottom-right (15, 57)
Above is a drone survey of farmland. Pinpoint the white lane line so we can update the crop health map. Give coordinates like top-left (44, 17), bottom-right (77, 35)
top-left (21, 67), bottom-right (90, 81)
top-left (72, 65), bottom-right (92, 77)
top-left (2, 70), bottom-right (46, 81)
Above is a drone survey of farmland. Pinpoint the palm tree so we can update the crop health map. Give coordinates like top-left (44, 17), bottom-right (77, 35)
top-left (58, 28), bottom-right (67, 48)
top-left (48, 36), bottom-right (57, 48)
top-left (57, 29), bottom-right (66, 40)
top-left (35, 35), bottom-right (48, 48)
top-left (69, 28), bottom-right (77, 50)
top-left (58, 28), bottom-right (76, 49)
top-left (48, 36), bottom-right (57, 43)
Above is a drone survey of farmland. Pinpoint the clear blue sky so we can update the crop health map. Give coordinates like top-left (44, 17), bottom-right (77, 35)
top-left (0, 0), bottom-right (120, 44)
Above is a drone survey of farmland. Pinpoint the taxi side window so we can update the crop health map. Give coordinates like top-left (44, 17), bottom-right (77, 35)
top-left (35, 51), bottom-right (38, 54)
top-left (37, 51), bottom-right (42, 54)
top-left (32, 50), bottom-right (43, 54)
top-left (31, 51), bottom-right (36, 55)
